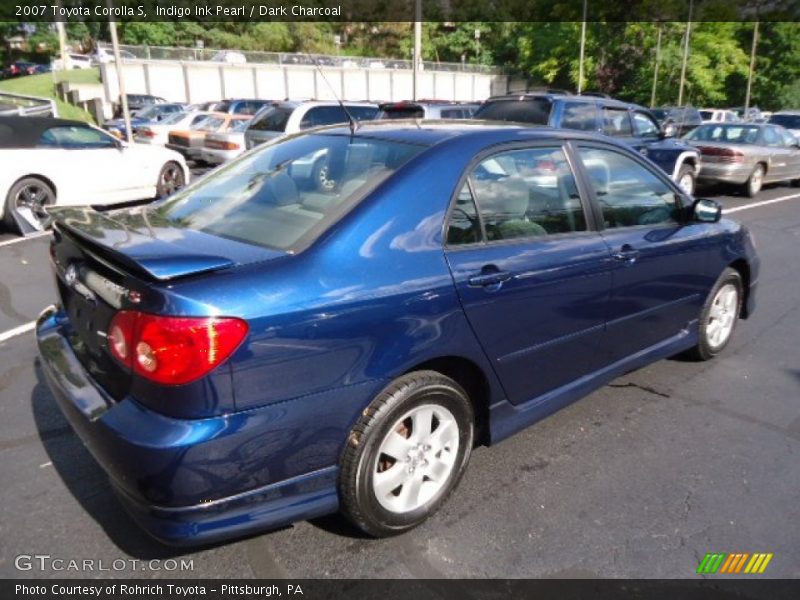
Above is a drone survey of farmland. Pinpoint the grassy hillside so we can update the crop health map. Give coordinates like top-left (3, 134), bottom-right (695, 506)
top-left (0, 69), bottom-right (100, 122)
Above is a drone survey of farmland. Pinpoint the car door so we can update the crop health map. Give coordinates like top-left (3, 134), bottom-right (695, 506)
top-left (37, 124), bottom-right (137, 204)
top-left (779, 128), bottom-right (800, 177)
top-left (573, 143), bottom-right (712, 363)
top-left (761, 126), bottom-right (792, 181)
top-left (444, 143), bottom-right (613, 405)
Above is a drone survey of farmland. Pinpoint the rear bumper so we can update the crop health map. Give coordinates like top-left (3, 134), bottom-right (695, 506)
top-left (697, 162), bottom-right (752, 185)
top-left (198, 147), bottom-right (241, 165)
top-left (35, 306), bottom-right (340, 545)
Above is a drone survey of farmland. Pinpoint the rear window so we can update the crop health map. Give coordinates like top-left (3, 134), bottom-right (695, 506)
top-left (769, 114), bottom-right (800, 129)
top-left (152, 134), bottom-right (426, 251)
top-left (250, 107), bottom-right (292, 132)
top-left (472, 98), bottom-right (553, 125)
top-left (378, 104), bottom-right (425, 120)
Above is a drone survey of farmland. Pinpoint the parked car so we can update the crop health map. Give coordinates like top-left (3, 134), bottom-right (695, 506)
top-left (134, 111), bottom-right (214, 146)
top-left (474, 93), bottom-right (701, 195)
top-left (103, 103), bottom-right (186, 139)
top-left (699, 109), bottom-right (740, 124)
top-left (90, 47), bottom-right (137, 64)
top-left (730, 106), bottom-right (763, 122)
top-left (167, 113), bottom-right (250, 162)
top-left (651, 106), bottom-right (703, 136)
top-left (198, 118), bottom-right (251, 165)
top-left (51, 53), bottom-right (93, 70)
top-left (212, 98), bottom-right (274, 116)
top-left (114, 94), bottom-right (167, 119)
top-left (244, 100), bottom-right (378, 149)
top-left (210, 50), bottom-right (247, 64)
top-left (767, 111), bottom-right (800, 138)
top-left (36, 121), bottom-right (758, 545)
top-left (0, 116), bottom-right (189, 234)
top-left (685, 122), bottom-right (800, 196)
top-left (377, 101), bottom-right (481, 120)
top-left (2, 61), bottom-right (46, 79)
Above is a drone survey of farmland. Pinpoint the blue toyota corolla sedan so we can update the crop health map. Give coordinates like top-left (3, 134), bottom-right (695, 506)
top-left (36, 121), bottom-right (759, 545)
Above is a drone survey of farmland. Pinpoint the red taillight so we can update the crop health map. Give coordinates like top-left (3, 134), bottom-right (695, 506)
top-left (697, 146), bottom-right (744, 162)
top-left (107, 311), bottom-right (248, 385)
top-left (138, 128), bottom-right (156, 138)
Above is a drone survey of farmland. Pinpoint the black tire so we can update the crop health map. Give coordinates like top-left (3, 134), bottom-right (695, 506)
top-left (156, 161), bottom-right (186, 198)
top-left (676, 163), bottom-right (696, 196)
top-left (687, 268), bottom-right (743, 361)
top-left (743, 164), bottom-right (765, 198)
top-left (4, 176), bottom-right (55, 233)
top-left (339, 370), bottom-right (474, 537)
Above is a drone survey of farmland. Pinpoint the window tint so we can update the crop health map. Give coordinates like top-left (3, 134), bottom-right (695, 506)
top-left (155, 135), bottom-right (424, 251)
top-left (768, 114), bottom-right (800, 129)
top-left (473, 98), bottom-right (553, 125)
top-left (632, 112), bottom-right (660, 137)
top-left (762, 126), bottom-right (783, 147)
top-left (578, 147), bottom-right (680, 229)
top-left (377, 105), bottom-right (425, 119)
top-left (446, 183), bottom-right (481, 245)
top-left (601, 107), bottom-right (632, 137)
top-left (249, 107), bottom-right (292, 132)
top-left (699, 110), bottom-right (713, 120)
top-left (440, 108), bottom-right (467, 119)
top-left (39, 126), bottom-right (116, 149)
top-left (560, 102), bottom-right (597, 131)
top-left (301, 106), bottom-right (347, 129)
top-left (466, 147), bottom-right (585, 242)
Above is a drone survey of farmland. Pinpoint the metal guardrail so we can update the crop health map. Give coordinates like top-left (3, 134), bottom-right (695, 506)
top-left (97, 43), bottom-right (504, 75)
top-left (0, 92), bottom-right (58, 117)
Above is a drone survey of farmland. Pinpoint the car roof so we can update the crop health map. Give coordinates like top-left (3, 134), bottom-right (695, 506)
top-left (0, 116), bottom-right (92, 148)
top-left (484, 92), bottom-right (642, 112)
top-left (272, 100), bottom-right (378, 110)
top-left (774, 110), bottom-right (800, 115)
top-left (312, 119), bottom-right (633, 147)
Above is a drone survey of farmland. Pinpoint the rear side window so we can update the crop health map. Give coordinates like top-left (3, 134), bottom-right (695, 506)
top-left (473, 98), bottom-right (553, 125)
top-left (153, 134), bottom-right (425, 251)
top-left (601, 107), bottom-right (633, 137)
top-left (250, 107), bottom-right (292, 132)
top-left (448, 146), bottom-right (586, 245)
top-left (577, 146), bottom-right (680, 228)
top-left (560, 102), bottom-right (597, 131)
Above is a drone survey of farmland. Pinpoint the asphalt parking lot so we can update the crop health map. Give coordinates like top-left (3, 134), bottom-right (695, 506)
top-left (0, 184), bottom-right (798, 579)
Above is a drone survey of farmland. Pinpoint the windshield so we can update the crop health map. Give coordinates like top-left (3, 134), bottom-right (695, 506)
top-left (151, 134), bottom-right (426, 250)
top-left (686, 124), bottom-right (761, 144)
top-left (473, 98), bottom-right (553, 125)
top-left (161, 111), bottom-right (189, 125)
top-left (769, 114), bottom-right (800, 129)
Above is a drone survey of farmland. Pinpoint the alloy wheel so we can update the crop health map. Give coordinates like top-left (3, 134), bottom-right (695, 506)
top-left (706, 283), bottom-right (739, 349)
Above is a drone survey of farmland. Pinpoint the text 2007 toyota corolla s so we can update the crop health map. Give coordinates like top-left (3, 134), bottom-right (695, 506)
top-left (36, 121), bottom-right (758, 545)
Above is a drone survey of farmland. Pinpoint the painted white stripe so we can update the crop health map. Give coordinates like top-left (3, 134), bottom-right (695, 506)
top-left (723, 192), bottom-right (800, 214)
top-left (0, 321), bottom-right (35, 344)
top-left (0, 232), bottom-right (50, 248)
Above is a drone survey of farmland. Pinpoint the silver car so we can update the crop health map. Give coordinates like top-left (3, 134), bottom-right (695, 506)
top-left (685, 123), bottom-right (800, 197)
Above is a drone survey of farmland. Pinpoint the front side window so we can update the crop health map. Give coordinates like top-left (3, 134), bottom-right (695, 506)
top-left (560, 102), bottom-right (597, 131)
top-left (632, 112), bottom-right (660, 138)
top-left (448, 146), bottom-right (586, 245)
top-left (577, 146), bottom-right (680, 229)
top-left (39, 126), bottom-right (116, 149)
top-left (152, 134), bottom-right (425, 251)
top-left (601, 107), bottom-right (633, 137)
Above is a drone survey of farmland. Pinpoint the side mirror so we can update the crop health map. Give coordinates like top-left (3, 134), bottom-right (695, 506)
top-left (661, 122), bottom-right (677, 138)
top-left (693, 198), bottom-right (722, 223)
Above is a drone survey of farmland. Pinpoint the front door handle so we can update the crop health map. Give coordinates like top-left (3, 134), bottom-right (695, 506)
top-left (612, 245), bottom-right (640, 264)
top-left (468, 270), bottom-right (513, 287)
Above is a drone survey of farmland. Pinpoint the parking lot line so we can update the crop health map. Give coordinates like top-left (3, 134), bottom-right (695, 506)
top-left (0, 232), bottom-right (50, 248)
top-left (0, 321), bottom-right (35, 344)
top-left (723, 192), bottom-right (800, 214)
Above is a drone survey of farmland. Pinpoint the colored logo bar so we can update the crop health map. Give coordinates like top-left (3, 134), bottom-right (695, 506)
top-left (697, 552), bottom-right (773, 574)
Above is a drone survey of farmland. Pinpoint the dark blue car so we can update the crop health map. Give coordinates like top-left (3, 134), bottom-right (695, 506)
top-left (474, 93), bottom-right (702, 196)
top-left (36, 122), bottom-right (758, 545)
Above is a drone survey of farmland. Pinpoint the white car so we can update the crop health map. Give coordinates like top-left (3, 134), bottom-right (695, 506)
top-left (51, 53), bottom-right (93, 70)
top-left (134, 111), bottom-right (214, 146)
top-left (699, 109), bottom-right (740, 124)
top-left (210, 51), bottom-right (247, 65)
top-left (0, 116), bottom-right (190, 235)
top-left (90, 47), bottom-right (137, 64)
top-left (198, 119), bottom-right (250, 165)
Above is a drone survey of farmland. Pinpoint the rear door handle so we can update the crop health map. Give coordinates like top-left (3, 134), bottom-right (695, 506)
top-left (468, 270), bottom-right (513, 287)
